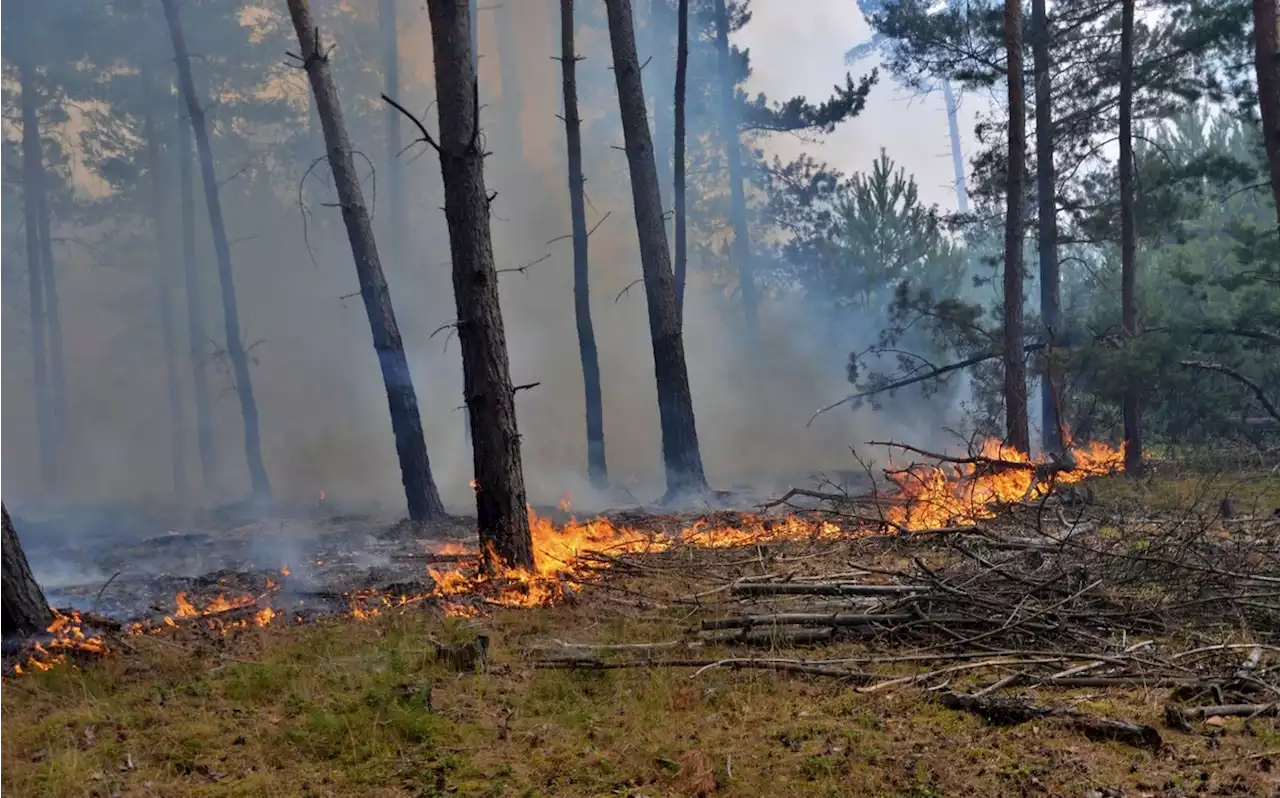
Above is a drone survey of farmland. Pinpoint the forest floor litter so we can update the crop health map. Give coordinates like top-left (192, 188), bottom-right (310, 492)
top-left (3, 468), bottom-right (1280, 797)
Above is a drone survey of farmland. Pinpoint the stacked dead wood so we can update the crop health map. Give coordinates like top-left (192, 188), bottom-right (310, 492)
top-left (531, 503), bottom-right (1280, 750)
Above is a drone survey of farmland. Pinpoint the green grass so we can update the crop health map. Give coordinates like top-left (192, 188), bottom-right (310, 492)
top-left (5, 470), bottom-right (1279, 797)
top-left (5, 600), bottom-right (1278, 798)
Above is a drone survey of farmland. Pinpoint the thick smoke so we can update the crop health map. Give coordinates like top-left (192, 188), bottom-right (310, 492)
top-left (1, 0), bottom-right (975, 517)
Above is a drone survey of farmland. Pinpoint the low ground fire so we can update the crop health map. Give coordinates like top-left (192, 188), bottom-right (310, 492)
top-left (6, 433), bottom-right (1126, 678)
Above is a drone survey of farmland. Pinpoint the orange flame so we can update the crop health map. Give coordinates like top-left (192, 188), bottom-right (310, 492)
top-left (885, 433), bottom-right (1124, 530)
top-left (17, 610), bottom-right (109, 673)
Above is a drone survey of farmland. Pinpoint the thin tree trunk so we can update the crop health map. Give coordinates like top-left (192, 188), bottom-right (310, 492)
top-left (178, 88), bottom-right (218, 494)
top-left (37, 198), bottom-right (69, 480)
top-left (650, 0), bottom-right (674, 224)
top-left (1031, 0), bottom-right (1062, 455)
top-left (1119, 0), bottom-right (1143, 474)
top-left (560, 0), bottom-right (609, 489)
top-left (162, 0), bottom-right (273, 499)
top-left (464, 0), bottom-right (479, 454)
top-left (1254, 0), bottom-right (1280, 229)
top-left (674, 0), bottom-right (689, 316)
top-left (712, 0), bottom-right (760, 348)
top-left (380, 0), bottom-right (405, 268)
top-left (603, 0), bottom-right (708, 499)
top-left (1002, 0), bottom-right (1030, 454)
top-left (16, 4), bottom-right (56, 490)
top-left (288, 0), bottom-right (447, 522)
top-left (2, 505), bottom-right (54, 637)
top-left (143, 59), bottom-right (189, 499)
top-left (424, 0), bottom-right (533, 568)
top-left (941, 80), bottom-right (970, 216)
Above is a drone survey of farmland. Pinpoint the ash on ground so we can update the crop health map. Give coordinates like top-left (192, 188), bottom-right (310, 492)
top-left (8, 481), bottom-right (823, 626)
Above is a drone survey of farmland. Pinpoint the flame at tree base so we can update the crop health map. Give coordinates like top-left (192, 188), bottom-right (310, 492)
top-left (5, 433), bottom-right (1126, 675)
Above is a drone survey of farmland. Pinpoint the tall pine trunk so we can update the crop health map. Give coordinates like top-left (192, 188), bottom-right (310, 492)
top-left (143, 58), bottom-right (189, 499)
top-left (37, 197), bottom-right (69, 480)
top-left (650, 0), bottom-right (674, 225)
top-left (1031, 0), bottom-right (1062, 454)
top-left (178, 88), bottom-right (218, 493)
top-left (559, 0), bottom-right (609, 489)
top-left (423, 0), bottom-right (533, 568)
top-left (16, 2), bottom-right (56, 490)
top-left (603, 0), bottom-right (708, 500)
top-left (2, 505), bottom-right (54, 637)
top-left (712, 0), bottom-right (760, 348)
top-left (1119, 0), bottom-right (1143, 474)
top-left (162, 0), bottom-right (272, 499)
top-left (941, 80), bottom-right (970, 215)
top-left (674, 0), bottom-right (689, 315)
top-left (380, 0), bottom-right (406, 268)
top-left (288, 0), bottom-right (447, 522)
top-left (1002, 0), bottom-right (1030, 454)
top-left (1254, 0), bottom-right (1280, 229)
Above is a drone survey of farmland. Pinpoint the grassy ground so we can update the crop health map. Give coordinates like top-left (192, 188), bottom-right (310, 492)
top-left (3, 471), bottom-right (1279, 798)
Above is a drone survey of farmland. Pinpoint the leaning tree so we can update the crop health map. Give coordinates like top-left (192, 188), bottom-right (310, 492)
top-left (2, 505), bottom-right (54, 637)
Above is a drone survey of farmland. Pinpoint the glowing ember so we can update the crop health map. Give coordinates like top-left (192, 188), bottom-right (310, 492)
top-left (469, 479), bottom-right (479, 490)
top-left (558, 491), bottom-right (573, 513)
top-left (280, 566), bottom-right (291, 576)
top-left (318, 489), bottom-right (326, 502)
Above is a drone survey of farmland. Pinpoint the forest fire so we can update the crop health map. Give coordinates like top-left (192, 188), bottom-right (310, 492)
top-left (3, 435), bottom-right (1126, 677)
top-left (12, 611), bottom-right (108, 675)
top-left (884, 435), bottom-right (1126, 530)
top-left (415, 434), bottom-right (1126, 611)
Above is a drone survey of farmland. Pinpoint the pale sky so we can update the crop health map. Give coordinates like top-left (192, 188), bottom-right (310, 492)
top-left (735, 1), bottom-right (992, 212)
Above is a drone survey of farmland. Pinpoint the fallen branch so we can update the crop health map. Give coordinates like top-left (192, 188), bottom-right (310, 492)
top-left (729, 583), bottom-right (930, 597)
top-left (700, 612), bottom-right (917, 630)
top-left (533, 656), bottom-right (877, 683)
top-left (939, 690), bottom-right (1163, 750)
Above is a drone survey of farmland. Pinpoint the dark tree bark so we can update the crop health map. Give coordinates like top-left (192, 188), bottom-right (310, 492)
top-left (162, 0), bottom-right (272, 499)
top-left (603, 0), bottom-right (708, 499)
top-left (1002, 0), bottom-right (1030, 454)
top-left (16, 8), bottom-right (56, 489)
top-left (1031, 0), bottom-right (1062, 455)
top-left (421, 0), bottom-right (533, 568)
top-left (1254, 0), bottom-right (1280, 229)
top-left (941, 80), bottom-right (970, 216)
top-left (673, 0), bottom-right (689, 316)
top-left (143, 58), bottom-right (189, 499)
top-left (1119, 0), bottom-right (1143, 474)
top-left (177, 88), bottom-right (218, 493)
top-left (37, 196), bottom-right (69, 480)
top-left (288, 0), bottom-right (447, 522)
top-left (379, 0), bottom-right (406, 268)
top-left (712, 0), bottom-right (761, 348)
top-left (2, 505), bottom-right (53, 637)
top-left (559, 0), bottom-right (609, 489)
top-left (650, 0), bottom-right (674, 224)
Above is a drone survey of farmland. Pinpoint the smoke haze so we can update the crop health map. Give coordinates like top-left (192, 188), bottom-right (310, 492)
top-left (1, 0), bottom-right (976, 515)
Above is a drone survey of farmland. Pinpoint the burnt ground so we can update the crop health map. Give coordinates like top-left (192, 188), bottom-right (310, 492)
top-left (3, 468), bottom-right (1279, 797)
top-left (11, 499), bottom-right (555, 627)
top-left (7, 474), bottom-right (841, 629)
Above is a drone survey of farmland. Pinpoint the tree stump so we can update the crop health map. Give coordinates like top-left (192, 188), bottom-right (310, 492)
top-left (2, 503), bottom-right (54, 636)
